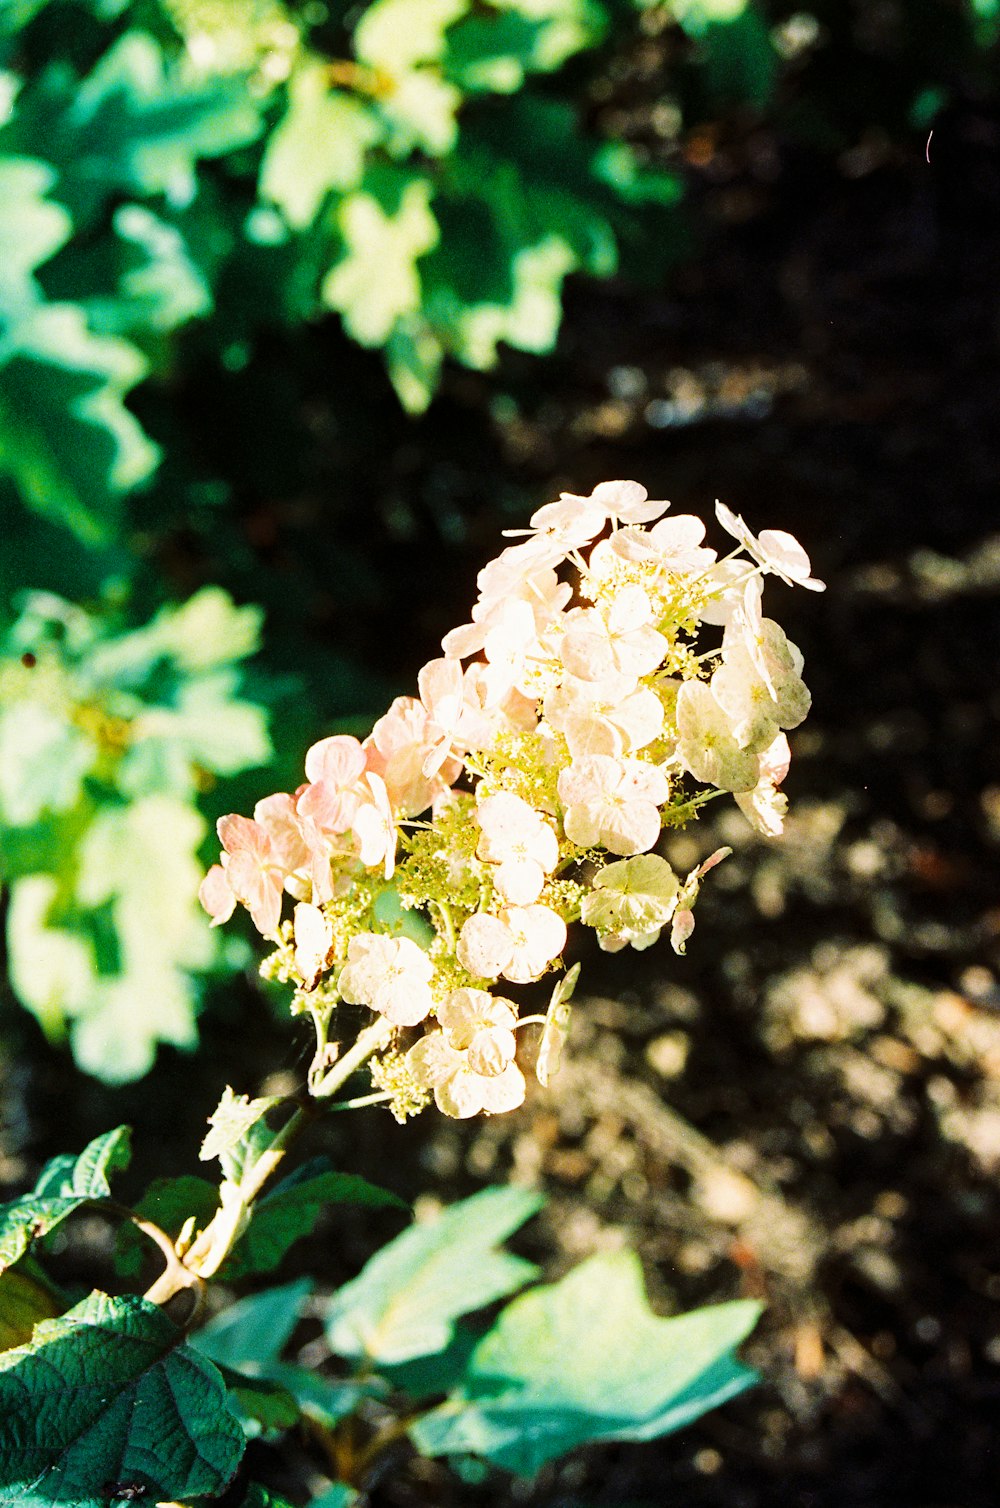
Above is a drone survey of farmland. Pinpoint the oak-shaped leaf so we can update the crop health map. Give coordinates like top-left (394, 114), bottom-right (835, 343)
top-left (0, 1290), bottom-right (245, 1505)
top-left (410, 1249), bottom-right (761, 1475)
top-left (324, 1186), bottom-right (542, 1366)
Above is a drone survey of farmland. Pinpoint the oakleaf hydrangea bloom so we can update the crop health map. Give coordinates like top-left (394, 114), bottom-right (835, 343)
top-left (204, 481), bottom-right (820, 1121)
top-left (406, 988), bottom-right (525, 1118)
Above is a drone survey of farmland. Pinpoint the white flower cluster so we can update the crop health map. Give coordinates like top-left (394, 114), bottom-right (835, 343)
top-left (202, 483), bottom-right (821, 1119)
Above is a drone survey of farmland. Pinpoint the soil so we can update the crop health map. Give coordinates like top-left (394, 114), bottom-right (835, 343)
top-left (3, 84), bottom-right (1000, 1508)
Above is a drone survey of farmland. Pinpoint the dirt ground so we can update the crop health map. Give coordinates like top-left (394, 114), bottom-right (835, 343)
top-left (3, 88), bottom-right (1000, 1508)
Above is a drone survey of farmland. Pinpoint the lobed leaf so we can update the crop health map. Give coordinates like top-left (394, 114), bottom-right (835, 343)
top-left (324, 1186), bottom-right (543, 1365)
top-left (410, 1249), bottom-right (761, 1475)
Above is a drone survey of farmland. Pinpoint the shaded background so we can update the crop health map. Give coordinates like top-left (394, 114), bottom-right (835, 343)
top-left (2, 2), bottom-right (1000, 1504)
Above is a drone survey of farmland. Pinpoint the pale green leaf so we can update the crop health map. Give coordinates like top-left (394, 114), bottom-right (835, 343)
top-left (261, 61), bottom-right (382, 228)
top-left (411, 1250), bottom-right (761, 1475)
top-left (132, 672), bottom-right (271, 777)
top-left (6, 876), bottom-right (96, 1038)
top-left (200, 1086), bottom-right (284, 1166)
top-left (354, 0), bottom-right (469, 71)
top-left (0, 1290), bottom-right (245, 1504)
top-left (155, 587), bottom-right (263, 669)
top-left (0, 702), bottom-right (97, 825)
top-left (324, 1186), bottom-right (542, 1365)
top-left (322, 179), bottom-right (439, 345)
top-left (453, 234), bottom-right (577, 368)
top-left (0, 157), bottom-right (70, 307)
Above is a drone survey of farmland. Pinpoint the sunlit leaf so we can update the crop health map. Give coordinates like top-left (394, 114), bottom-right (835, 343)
top-left (324, 1186), bottom-right (542, 1365)
top-left (0, 303), bottom-right (159, 543)
top-left (322, 177), bottom-right (439, 346)
top-left (260, 60), bottom-right (382, 229)
top-left (411, 1250), bottom-right (761, 1475)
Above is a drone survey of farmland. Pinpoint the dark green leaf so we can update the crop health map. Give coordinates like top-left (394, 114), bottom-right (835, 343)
top-left (193, 1279), bottom-right (313, 1372)
top-left (213, 1361), bottom-right (302, 1440)
top-left (115, 1175), bottom-right (220, 1279)
top-left (222, 1158), bottom-right (406, 1280)
top-left (0, 1127), bottom-right (131, 1272)
top-left (0, 304), bottom-right (159, 544)
top-left (0, 1290), bottom-right (245, 1504)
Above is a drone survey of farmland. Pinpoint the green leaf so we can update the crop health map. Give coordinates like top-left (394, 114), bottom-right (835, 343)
top-left (324, 1186), bottom-right (542, 1365)
top-left (260, 60), bottom-right (382, 229)
top-left (10, 31), bottom-right (263, 221)
top-left (311, 1486), bottom-right (360, 1508)
top-left (0, 1265), bottom-right (63, 1353)
top-left (116, 1175), bottom-right (220, 1279)
top-left (0, 303), bottom-right (159, 544)
top-left (223, 1158), bottom-right (407, 1281)
top-left (193, 1280), bottom-right (312, 1373)
top-left (0, 1290), bottom-right (245, 1504)
top-left (61, 1124), bottom-right (132, 1198)
top-left (0, 1127), bottom-right (131, 1272)
top-left (322, 177), bottom-right (439, 346)
top-left (213, 1362), bottom-right (302, 1439)
top-left (44, 202), bottom-right (213, 338)
top-left (411, 1250), bottom-right (761, 1475)
top-left (267, 1366), bottom-right (382, 1429)
top-left (0, 702), bottom-right (97, 826)
top-left (445, 0), bottom-right (605, 93)
top-left (228, 1487), bottom-right (299, 1508)
top-left (0, 157), bottom-right (70, 309)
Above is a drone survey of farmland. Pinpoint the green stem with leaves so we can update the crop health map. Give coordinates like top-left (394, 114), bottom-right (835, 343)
top-left (144, 1015), bottom-right (394, 1305)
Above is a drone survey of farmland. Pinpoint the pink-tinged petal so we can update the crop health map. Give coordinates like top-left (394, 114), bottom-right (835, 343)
top-left (199, 864), bottom-right (236, 926)
top-left (671, 907), bottom-right (696, 954)
top-left (297, 780), bottom-right (361, 834)
top-left (217, 813), bottom-right (270, 861)
top-left (254, 792), bottom-right (311, 872)
top-left (304, 735), bottom-right (367, 788)
top-left (226, 852), bottom-right (283, 936)
top-left (419, 656), bottom-right (464, 719)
